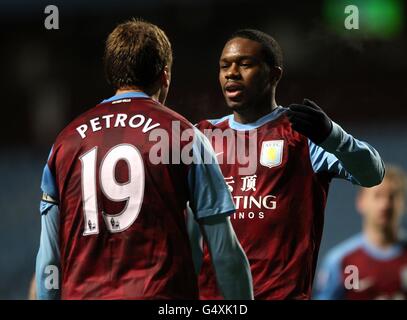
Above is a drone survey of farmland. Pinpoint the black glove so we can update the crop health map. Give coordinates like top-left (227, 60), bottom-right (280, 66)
top-left (286, 98), bottom-right (333, 145)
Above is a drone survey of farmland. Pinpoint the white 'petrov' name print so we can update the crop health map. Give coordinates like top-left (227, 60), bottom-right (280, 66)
top-left (76, 113), bottom-right (160, 139)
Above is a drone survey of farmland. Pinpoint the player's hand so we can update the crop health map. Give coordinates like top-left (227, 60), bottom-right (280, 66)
top-left (286, 99), bottom-right (332, 145)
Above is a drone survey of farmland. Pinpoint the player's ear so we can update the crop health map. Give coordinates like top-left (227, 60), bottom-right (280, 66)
top-left (155, 65), bottom-right (171, 104)
top-left (270, 66), bottom-right (282, 85)
top-left (162, 65), bottom-right (171, 88)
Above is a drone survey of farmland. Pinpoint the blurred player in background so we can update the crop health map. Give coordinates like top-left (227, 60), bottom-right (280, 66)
top-left (35, 19), bottom-right (253, 300)
top-left (189, 29), bottom-right (385, 300)
top-left (314, 165), bottom-right (407, 300)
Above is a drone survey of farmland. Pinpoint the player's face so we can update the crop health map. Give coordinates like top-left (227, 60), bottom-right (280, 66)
top-left (219, 37), bottom-right (273, 111)
top-left (357, 178), bottom-right (405, 229)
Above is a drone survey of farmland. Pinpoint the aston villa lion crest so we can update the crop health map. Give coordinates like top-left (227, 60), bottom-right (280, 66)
top-left (260, 140), bottom-right (284, 168)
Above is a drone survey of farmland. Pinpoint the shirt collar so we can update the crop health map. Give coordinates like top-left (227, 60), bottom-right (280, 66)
top-left (228, 106), bottom-right (286, 131)
top-left (101, 91), bottom-right (150, 103)
top-left (361, 233), bottom-right (403, 260)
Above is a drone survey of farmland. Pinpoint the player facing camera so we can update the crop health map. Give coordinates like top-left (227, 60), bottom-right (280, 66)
top-left (219, 30), bottom-right (283, 122)
top-left (357, 166), bottom-right (406, 234)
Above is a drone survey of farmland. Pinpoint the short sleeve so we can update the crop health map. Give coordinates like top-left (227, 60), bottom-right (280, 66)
top-left (187, 128), bottom-right (235, 220)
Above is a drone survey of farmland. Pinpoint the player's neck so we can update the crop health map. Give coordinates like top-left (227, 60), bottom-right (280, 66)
top-left (233, 98), bottom-right (278, 124)
top-left (116, 87), bottom-right (144, 95)
top-left (115, 87), bottom-right (160, 102)
top-left (364, 225), bottom-right (399, 249)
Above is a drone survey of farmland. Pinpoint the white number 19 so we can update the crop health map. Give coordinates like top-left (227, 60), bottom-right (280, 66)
top-left (79, 144), bottom-right (145, 235)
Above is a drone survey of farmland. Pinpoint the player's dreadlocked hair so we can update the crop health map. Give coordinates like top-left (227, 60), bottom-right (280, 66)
top-left (229, 29), bottom-right (283, 68)
top-left (104, 18), bottom-right (172, 90)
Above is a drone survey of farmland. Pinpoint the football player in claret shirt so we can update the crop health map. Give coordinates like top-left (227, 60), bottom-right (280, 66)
top-left (314, 165), bottom-right (407, 300)
top-left (188, 29), bottom-right (385, 300)
top-left (35, 19), bottom-right (253, 300)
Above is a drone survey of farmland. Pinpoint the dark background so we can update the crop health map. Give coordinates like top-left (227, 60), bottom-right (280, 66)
top-left (0, 0), bottom-right (406, 299)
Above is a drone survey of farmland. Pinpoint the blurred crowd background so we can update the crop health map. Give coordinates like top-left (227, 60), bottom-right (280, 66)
top-left (0, 0), bottom-right (406, 299)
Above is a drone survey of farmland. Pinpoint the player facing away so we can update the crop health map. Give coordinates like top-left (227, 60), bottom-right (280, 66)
top-left (35, 19), bottom-right (253, 300)
top-left (188, 29), bottom-right (385, 300)
top-left (314, 165), bottom-right (407, 300)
